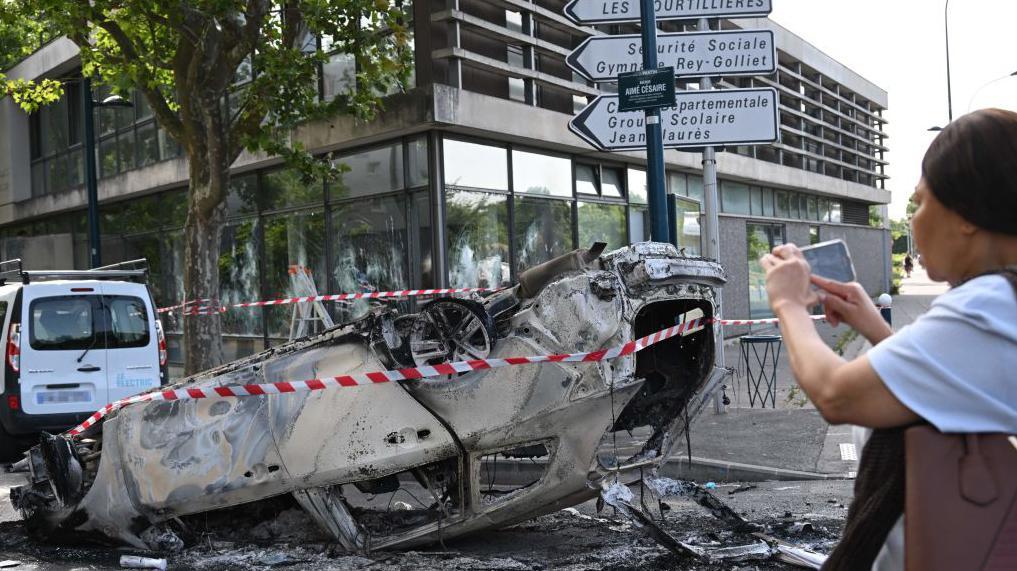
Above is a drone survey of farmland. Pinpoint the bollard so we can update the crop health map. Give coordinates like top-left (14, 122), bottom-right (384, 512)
top-left (877, 293), bottom-right (892, 326)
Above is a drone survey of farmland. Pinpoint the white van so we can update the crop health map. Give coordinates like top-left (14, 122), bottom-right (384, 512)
top-left (0, 259), bottom-right (167, 462)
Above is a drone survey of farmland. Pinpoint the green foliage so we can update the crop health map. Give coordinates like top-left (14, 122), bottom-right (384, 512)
top-left (1, 0), bottom-right (413, 190)
top-left (890, 253), bottom-right (905, 295)
top-left (868, 206), bottom-right (883, 228)
top-left (889, 218), bottom-right (909, 240)
top-left (1, 0), bottom-right (414, 371)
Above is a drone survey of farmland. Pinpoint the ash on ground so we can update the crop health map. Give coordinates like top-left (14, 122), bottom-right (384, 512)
top-left (0, 480), bottom-right (850, 570)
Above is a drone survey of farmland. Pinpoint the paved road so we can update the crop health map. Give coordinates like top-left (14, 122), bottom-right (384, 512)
top-left (0, 469), bottom-right (20, 523)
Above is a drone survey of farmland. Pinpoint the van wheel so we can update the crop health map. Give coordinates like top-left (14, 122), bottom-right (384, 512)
top-left (0, 423), bottom-right (29, 464)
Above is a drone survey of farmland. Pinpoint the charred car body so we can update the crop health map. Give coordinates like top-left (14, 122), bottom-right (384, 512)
top-left (11, 242), bottom-right (726, 552)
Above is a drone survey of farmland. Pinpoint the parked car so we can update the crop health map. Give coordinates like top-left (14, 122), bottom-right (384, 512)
top-left (0, 259), bottom-right (167, 462)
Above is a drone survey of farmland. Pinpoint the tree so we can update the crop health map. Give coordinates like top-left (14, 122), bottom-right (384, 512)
top-left (1, 1), bottom-right (412, 374)
top-left (0, 4), bottom-right (63, 111)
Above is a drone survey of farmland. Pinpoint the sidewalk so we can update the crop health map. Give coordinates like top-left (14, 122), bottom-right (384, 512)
top-left (664, 267), bottom-right (949, 482)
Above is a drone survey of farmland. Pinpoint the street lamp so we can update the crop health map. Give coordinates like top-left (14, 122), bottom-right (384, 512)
top-left (82, 77), bottom-right (133, 268)
top-left (928, 70), bottom-right (1017, 131)
top-left (943, 0), bottom-right (953, 123)
top-left (967, 70), bottom-right (1017, 111)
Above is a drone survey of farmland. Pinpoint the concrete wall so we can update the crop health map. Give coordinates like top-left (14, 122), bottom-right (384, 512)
top-left (718, 215), bottom-right (890, 334)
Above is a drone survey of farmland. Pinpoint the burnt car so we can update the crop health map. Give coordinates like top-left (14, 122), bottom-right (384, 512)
top-left (11, 242), bottom-right (726, 552)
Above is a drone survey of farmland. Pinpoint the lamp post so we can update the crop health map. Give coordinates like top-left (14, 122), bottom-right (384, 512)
top-left (928, 70), bottom-right (1017, 131)
top-left (944, 0), bottom-right (953, 123)
top-left (82, 77), bottom-right (132, 268)
top-left (967, 70), bottom-right (1017, 111)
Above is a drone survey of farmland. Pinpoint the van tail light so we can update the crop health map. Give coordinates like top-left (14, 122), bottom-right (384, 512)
top-left (155, 320), bottom-right (167, 367)
top-left (6, 395), bottom-right (18, 411)
top-left (6, 323), bottom-right (20, 373)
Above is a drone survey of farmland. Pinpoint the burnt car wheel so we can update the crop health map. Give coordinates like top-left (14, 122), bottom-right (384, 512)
top-left (409, 298), bottom-right (495, 368)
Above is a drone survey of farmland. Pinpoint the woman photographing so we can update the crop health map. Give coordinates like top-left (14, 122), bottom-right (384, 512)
top-left (761, 108), bottom-right (1017, 570)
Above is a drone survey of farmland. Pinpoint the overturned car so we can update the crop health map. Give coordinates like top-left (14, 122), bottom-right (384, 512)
top-left (11, 242), bottom-right (726, 552)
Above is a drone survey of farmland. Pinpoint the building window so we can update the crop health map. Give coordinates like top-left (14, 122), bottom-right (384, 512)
top-left (627, 168), bottom-right (647, 205)
top-left (333, 143), bottom-right (404, 199)
top-left (264, 209), bottom-right (327, 341)
top-left (721, 181), bottom-right (751, 215)
top-left (747, 223), bottom-right (786, 318)
top-left (674, 196), bottom-right (701, 256)
top-left (667, 172), bottom-right (687, 196)
top-left (512, 150), bottom-right (571, 197)
top-left (576, 164), bottom-right (598, 195)
top-left (809, 225), bottom-right (821, 245)
top-left (687, 175), bottom-right (705, 202)
top-left (446, 190), bottom-right (510, 288)
top-left (807, 196), bottom-right (819, 220)
top-left (775, 190), bottom-right (791, 218)
top-left (514, 196), bottom-right (574, 274)
top-left (601, 166), bottom-right (624, 198)
top-left (332, 195), bottom-right (411, 318)
top-left (578, 202), bottom-right (626, 251)
top-left (443, 139), bottom-right (509, 190)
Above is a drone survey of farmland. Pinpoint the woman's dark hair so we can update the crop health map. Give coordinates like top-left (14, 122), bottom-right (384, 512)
top-left (921, 108), bottom-right (1017, 236)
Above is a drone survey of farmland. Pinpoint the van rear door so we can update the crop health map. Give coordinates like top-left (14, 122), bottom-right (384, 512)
top-left (100, 282), bottom-right (160, 404)
top-left (19, 285), bottom-right (106, 415)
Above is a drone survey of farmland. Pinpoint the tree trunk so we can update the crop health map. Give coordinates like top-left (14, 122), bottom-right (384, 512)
top-left (182, 161), bottom-right (228, 375)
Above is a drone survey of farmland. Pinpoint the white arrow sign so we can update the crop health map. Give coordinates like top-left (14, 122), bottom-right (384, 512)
top-left (567, 29), bottom-right (775, 82)
top-left (564, 0), bottom-right (772, 25)
top-left (569, 88), bottom-right (779, 151)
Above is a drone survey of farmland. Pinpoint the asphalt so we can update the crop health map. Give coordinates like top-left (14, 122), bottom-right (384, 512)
top-left (665, 266), bottom-right (949, 482)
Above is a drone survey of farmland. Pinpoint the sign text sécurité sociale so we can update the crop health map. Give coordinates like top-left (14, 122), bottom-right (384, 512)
top-left (569, 88), bottom-right (779, 151)
top-left (564, 0), bottom-right (772, 25)
top-left (567, 29), bottom-right (775, 82)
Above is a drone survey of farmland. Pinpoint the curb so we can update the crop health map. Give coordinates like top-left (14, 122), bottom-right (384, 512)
top-left (659, 455), bottom-right (854, 483)
top-left (482, 455), bottom-right (853, 485)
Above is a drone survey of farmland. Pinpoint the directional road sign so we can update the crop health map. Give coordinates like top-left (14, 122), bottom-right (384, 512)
top-left (564, 0), bottom-right (772, 25)
top-left (567, 29), bottom-right (775, 82)
top-left (569, 87), bottom-right (779, 152)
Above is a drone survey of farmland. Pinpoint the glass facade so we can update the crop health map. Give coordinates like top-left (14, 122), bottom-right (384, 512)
top-left (28, 78), bottom-right (184, 198)
top-left (720, 180), bottom-right (847, 223)
top-left (8, 129), bottom-right (876, 365)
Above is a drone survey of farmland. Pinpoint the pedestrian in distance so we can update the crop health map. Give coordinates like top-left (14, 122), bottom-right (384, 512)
top-left (760, 108), bottom-right (1017, 570)
top-left (903, 254), bottom-right (913, 278)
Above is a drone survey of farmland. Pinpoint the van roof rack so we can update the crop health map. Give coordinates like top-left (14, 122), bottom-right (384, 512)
top-left (0, 258), bottom-right (149, 285)
top-left (93, 259), bottom-right (149, 272)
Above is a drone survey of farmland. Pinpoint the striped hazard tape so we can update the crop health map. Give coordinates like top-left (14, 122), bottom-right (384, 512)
top-left (156, 288), bottom-right (497, 315)
top-left (69, 311), bottom-right (829, 437)
top-left (67, 316), bottom-right (710, 437)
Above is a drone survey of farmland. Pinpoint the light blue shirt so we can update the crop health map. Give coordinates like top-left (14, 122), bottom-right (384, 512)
top-left (866, 274), bottom-right (1016, 571)
top-left (868, 274), bottom-right (1017, 433)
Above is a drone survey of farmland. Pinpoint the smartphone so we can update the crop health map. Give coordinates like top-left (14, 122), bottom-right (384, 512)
top-left (800, 239), bottom-right (856, 283)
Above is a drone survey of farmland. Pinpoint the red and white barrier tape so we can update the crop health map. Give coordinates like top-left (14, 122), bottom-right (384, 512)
top-left (67, 317), bottom-right (707, 436)
top-left (67, 313), bottom-right (829, 437)
top-left (156, 288), bottom-right (497, 315)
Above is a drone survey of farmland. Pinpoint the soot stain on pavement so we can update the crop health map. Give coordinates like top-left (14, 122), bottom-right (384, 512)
top-left (0, 487), bottom-right (846, 570)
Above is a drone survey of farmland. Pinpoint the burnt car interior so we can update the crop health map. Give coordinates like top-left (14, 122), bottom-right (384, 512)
top-left (11, 242), bottom-right (727, 554)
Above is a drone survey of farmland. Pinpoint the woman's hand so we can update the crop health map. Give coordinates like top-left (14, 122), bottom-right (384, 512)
top-left (760, 244), bottom-right (820, 314)
top-left (811, 275), bottom-right (894, 345)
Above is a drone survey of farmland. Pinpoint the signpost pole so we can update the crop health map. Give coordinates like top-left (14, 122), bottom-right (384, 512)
top-left (639, 0), bottom-right (669, 242)
top-left (697, 16), bottom-right (726, 413)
